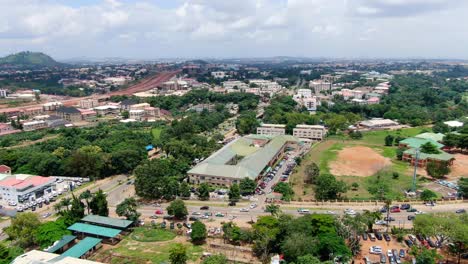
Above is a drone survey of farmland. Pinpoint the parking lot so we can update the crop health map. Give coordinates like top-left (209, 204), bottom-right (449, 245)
top-left (358, 234), bottom-right (410, 264)
top-left (256, 150), bottom-right (298, 195)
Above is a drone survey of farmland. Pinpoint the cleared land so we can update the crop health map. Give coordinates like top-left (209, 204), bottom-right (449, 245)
top-left (329, 146), bottom-right (392, 177)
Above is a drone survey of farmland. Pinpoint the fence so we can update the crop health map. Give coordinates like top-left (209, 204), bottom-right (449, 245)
top-left (286, 197), bottom-right (466, 207)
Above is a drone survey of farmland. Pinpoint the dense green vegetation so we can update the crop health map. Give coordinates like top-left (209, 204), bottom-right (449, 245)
top-left (0, 51), bottom-right (62, 68)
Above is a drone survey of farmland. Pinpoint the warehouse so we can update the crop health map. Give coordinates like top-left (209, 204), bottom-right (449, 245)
top-left (187, 135), bottom-right (299, 186)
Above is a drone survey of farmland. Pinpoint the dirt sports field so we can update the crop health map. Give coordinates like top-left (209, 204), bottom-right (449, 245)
top-left (329, 146), bottom-right (392, 177)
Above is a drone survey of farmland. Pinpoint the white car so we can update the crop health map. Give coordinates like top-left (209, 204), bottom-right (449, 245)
top-left (387, 250), bottom-right (393, 257)
top-left (240, 208), bottom-right (250, 212)
top-left (415, 211), bottom-right (425, 215)
top-left (375, 220), bottom-right (387, 225)
top-left (345, 209), bottom-right (356, 215)
top-left (326, 210), bottom-right (336, 215)
top-left (370, 246), bottom-right (382, 254)
top-left (249, 203), bottom-right (258, 209)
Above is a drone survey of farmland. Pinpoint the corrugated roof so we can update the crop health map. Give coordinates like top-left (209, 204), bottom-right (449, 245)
top-left (81, 215), bottom-right (133, 229)
top-left (188, 135), bottom-right (298, 180)
top-left (399, 137), bottom-right (444, 149)
top-left (404, 148), bottom-right (454, 161)
top-left (61, 237), bottom-right (102, 258)
top-left (415, 132), bottom-right (445, 142)
top-left (46, 235), bottom-right (76, 253)
top-left (67, 223), bottom-right (121, 238)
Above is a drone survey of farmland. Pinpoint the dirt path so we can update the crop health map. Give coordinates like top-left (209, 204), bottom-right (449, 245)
top-left (5, 134), bottom-right (59, 149)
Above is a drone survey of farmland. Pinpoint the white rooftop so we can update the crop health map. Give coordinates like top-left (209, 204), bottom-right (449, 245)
top-left (444, 120), bottom-right (464, 127)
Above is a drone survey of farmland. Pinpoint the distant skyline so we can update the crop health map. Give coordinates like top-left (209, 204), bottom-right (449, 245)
top-left (1, 0), bottom-right (468, 60)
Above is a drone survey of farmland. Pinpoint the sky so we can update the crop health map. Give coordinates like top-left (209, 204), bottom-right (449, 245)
top-left (0, 0), bottom-right (468, 60)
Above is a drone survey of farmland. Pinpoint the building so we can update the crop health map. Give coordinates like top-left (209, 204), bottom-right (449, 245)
top-left (23, 106), bottom-right (44, 117)
top-left (211, 71), bottom-right (226, 79)
top-left (190, 103), bottom-right (215, 113)
top-left (402, 148), bottom-right (454, 168)
top-left (129, 109), bottom-right (145, 121)
top-left (309, 80), bottom-right (332, 94)
top-left (130, 103), bottom-right (151, 111)
top-left (256, 124), bottom-right (286, 136)
top-left (11, 250), bottom-right (103, 264)
top-left (0, 174), bottom-right (56, 204)
top-left (80, 215), bottom-right (133, 231)
top-left (120, 99), bottom-right (138, 111)
top-left (188, 135), bottom-right (299, 186)
top-left (222, 80), bottom-right (248, 91)
top-left (79, 99), bottom-right (99, 109)
top-left (78, 109), bottom-right (97, 122)
top-left (56, 106), bottom-right (82, 122)
top-left (293, 89), bottom-right (318, 111)
top-left (0, 123), bottom-right (15, 134)
top-left (366, 97), bottom-right (380, 105)
top-left (0, 89), bottom-right (7, 98)
top-left (93, 105), bottom-right (120, 116)
top-left (293, 125), bottom-right (326, 141)
top-left (415, 132), bottom-right (445, 143)
top-left (444, 120), bottom-right (464, 128)
top-left (23, 120), bottom-right (48, 131)
top-left (296, 89), bottom-right (313, 98)
top-left (398, 137), bottom-right (444, 149)
top-left (43, 102), bottom-right (63, 111)
top-left (0, 165), bottom-right (11, 174)
top-left (359, 118), bottom-right (399, 129)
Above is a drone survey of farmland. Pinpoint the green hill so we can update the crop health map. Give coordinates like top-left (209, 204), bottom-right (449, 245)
top-left (0, 51), bottom-right (62, 67)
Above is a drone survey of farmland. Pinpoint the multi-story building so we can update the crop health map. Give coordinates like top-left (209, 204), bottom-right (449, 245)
top-left (129, 109), bottom-right (145, 121)
top-left (0, 89), bottom-right (7, 98)
top-left (211, 71), bottom-right (226, 79)
top-left (293, 125), bottom-right (326, 141)
top-left (223, 80), bottom-right (248, 91)
top-left (309, 80), bottom-right (332, 94)
top-left (256, 124), bottom-right (286, 136)
top-left (56, 106), bottom-right (82, 123)
top-left (79, 99), bottom-right (99, 109)
top-left (0, 174), bottom-right (56, 204)
top-left (43, 102), bottom-right (63, 112)
top-left (129, 103), bottom-right (151, 111)
top-left (94, 105), bottom-right (120, 116)
top-left (22, 120), bottom-right (48, 131)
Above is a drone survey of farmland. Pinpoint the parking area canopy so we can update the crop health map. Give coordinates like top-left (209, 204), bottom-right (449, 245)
top-left (81, 215), bottom-right (133, 230)
top-left (68, 223), bottom-right (121, 238)
top-left (62, 237), bottom-right (102, 258)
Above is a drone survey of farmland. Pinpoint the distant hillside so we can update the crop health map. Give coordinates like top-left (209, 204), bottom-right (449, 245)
top-left (0, 51), bottom-right (62, 68)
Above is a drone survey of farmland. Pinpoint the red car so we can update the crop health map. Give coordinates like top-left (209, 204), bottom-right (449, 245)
top-left (155, 209), bottom-right (164, 215)
top-left (390, 207), bottom-right (400, 213)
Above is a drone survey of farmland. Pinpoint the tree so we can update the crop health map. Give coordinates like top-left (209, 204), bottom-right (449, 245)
top-left (265, 204), bottom-right (281, 217)
top-left (239, 178), bottom-right (256, 195)
top-left (384, 135), bottom-right (394, 146)
top-left (351, 182), bottom-right (359, 190)
top-left (79, 190), bottom-right (92, 214)
top-left (169, 243), bottom-right (188, 264)
top-left (304, 162), bottom-right (320, 184)
top-left (228, 183), bottom-right (241, 202)
top-left (4, 212), bottom-right (40, 248)
top-left (426, 160), bottom-right (451, 178)
top-left (190, 221), bottom-right (207, 244)
top-left (222, 222), bottom-right (243, 244)
top-left (273, 182), bottom-right (294, 201)
top-left (281, 232), bottom-right (317, 262)
top-left (89, 189), bottom-right (109, 216)
top-left (297, 255), bottom-right (332, 264)
top-left (315, 233), bottom-right (352, 262)
top-left (396, 148), bottom-right (405, 160)
top-left (410, 247), bottom-right (442, 264)
top-left (35, 218), bottom-right (71, 249)
top-left (420, 142), bottom-right (441, 154)
top-left (360, 210), bottom-right (382, 232)
top-left (66, 145), bottom-right (108, 180)
top-left (392, 172), bottom-right (399, 179)
top-left (235, 112), bottom-right (260, 135)
top-left (314, 174), bottom-right (348, 200)
top-left (349, 130), bottom-right (362, 140)
top-left (68, 193), bottom-right (85, 223)
top-left (420, 189), bottom-right (437, 201)
top-left (121, 110), bottom-right (129, 119)
top-left (459, 177), bottom-right (468, 198)
top-left (179, 181), bottom-right (191, 198)
top-left (433, 122), bottom-right (450, 133)
top-left (201, 254), bottom-right (228, 264)
top-left (116, 197), bottom-right (140, 222)
top-left (167, 199), bottom-right (188, 219)
top-left (198, 183), bottom-right (210, 200)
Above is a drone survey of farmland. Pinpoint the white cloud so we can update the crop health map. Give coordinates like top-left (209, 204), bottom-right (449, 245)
top-left (0, 0), bottom-right (467, 59)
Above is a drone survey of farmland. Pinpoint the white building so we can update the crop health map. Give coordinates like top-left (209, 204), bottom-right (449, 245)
top-left (23, 120), bottom-right (48, 131)
top-left (249, 79), bottom-right (282, 95)
top-left (256, 124), bottom-right (286, 136)
top-left (43, 102), bottom-right (63, 111)
top-left (0, 174), bottom-right (56, 204)
top-left (79, 99), bottom-right (99, 109)
top-left (0, 89), bottom-right (7, 98)
top-left (211, 71), bottom-right (226, 79)
top-left (444, 120), bottom-right (464, 128)
top-left (293, 125), bottom-right (326, 141)
top-left (359, 118), bottom-right (399, 129)
top-left (293, 89), bottom-right (318, 111)
top-left (12, 250), bottom-right (102, 264)
top-left (296, 89), bottom-right (312, 98)
top-left (223, 80), bottom-right (248, 91)
top-left (129, 109), bottom-right (145, 121)
top-left (309, 80), bottom-right (332, 94)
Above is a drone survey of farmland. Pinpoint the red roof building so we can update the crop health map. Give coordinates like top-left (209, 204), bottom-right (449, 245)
top-left (0, 165), bottom-right (11, 174)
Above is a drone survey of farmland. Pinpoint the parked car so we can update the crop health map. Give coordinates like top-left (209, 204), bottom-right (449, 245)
top-left (390, 207), bottom-right (401, 213)
top-left (204, 212), bottom-right (213, 216)
top-left (155, 209), bottom-right (163, 215)
top-left (399, 249), bottom-right (405, 258)
top-left (375, 232), bottom-right (383, 240)
top-left (408, 215), bottom-right (415, 221)
top-left (370, 246), bottom-right (382, 254)
top-left (362, 233), bottom-right (368, 240)
top-left (456, 209), bottom-right (466, 214)
top-left (364, 256), bottom-right (372, 264)
top-left (215, 212), bottom-right (225, 217)
top-left (240, 208), bottom-right (250, 212)
top-left (163, 215), bottom-right (174, 220)
top-left (384, 216), bottom-right (396, 221)
top-left (228, 201), bottom-right (236, 206)
top-left (189, 216), bottom-right (199, 221)
top-left (400, 204), bottom-right (411, 210)
top-left (384, 233), bottom-right (391, 241)
top-left (369, 233), bottom-right (376, 241)
top-left (405, 239), bottom-right (414, 247)
top-left (380, 253), bottom-right (386, 263)
top-left (200, 206), bottom-right (209, 210)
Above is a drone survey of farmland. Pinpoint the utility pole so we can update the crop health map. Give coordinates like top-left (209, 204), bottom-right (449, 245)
top-left (411, 148), bottom-right (420, 193)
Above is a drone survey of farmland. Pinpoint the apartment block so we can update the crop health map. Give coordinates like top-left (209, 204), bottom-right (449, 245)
top-left (293, 125), bottom-right (326, 141)
top-left (256, 124), bottom-right (286, 136)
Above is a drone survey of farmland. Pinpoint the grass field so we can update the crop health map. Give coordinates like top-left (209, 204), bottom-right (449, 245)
top-left (130, 227), bottom-right (176, 242)
top-left (290, 127), bottom-right (428, 200)
top-left (151, 128), bottom-right (162, 139)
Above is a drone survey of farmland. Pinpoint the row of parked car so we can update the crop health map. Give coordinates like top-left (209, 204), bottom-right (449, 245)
top-left (435, 179), bottom-right (459, 190)
top-left (363, 232), bottom-right (392, 242)
top-left (404, 234), bottom-right (441, 249)
top-left (367, 247), bottom-right (406, 264)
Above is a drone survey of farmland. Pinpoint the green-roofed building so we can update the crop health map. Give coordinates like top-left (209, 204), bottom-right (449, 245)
top-left (68, 223), bottom-right (121, 244)
top-left (402, 148), bottom-right (454, 168)
top-left (46, 235), bottom-right (76, 254)
top-left (81, 215), bottom-right (133, 230)
top-left (61, 237), bottom-right (102, 259)
top-left (398, 137), bottom-right (444, 149)
top-left (415, 132), bottom-right (445, 142)
top-left (188, 134), bottom-right (299, 186)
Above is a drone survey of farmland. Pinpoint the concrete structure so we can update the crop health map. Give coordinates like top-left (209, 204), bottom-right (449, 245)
top-left (222, 80), bottom-right (248, 91)
top-left (23, 120), bottom-right (48, 131)
top-left (0, 174), bottom-right (56, 204)
top-left (93, 105), bottom-right (120, 116)
top-left (129, 103), bottom-right (151, 111)
top-left (56, 106), bottom-right (82, 123)
top-left (309, 80), bottom-right (332, 94)
top-left (43, 102), bottom-right (63, 111)
top-left (256, 124), bottom-right (286, 136)
top-left (293, 125), bottom-right (326, 141)
top-left (211, 71), bottom-right (226, 79)
top-left (190, 103), bottom-right (215, 113)
top-left (23, 106), bottom-right (44, 117)
top-left (0, 89), bottom-right (7, 98)
top-left (11, 250), bottom-right (102, 264)
top-left (359, 118), bottom-right (399, 129)
top-left (0, 123), bottom-right (17, 135)
top-left (78, 109), bottom-right (97, 122)
top-left (129, 109), bottom-right (145, 121)
top-left (79, 99), bottom-right (99, 109)
top-left (188, 135), bottom-right (299, 186)
top-left (120, 99), bottom-right (138, 111)
top-left (444, 120), bottom-right (464, 128)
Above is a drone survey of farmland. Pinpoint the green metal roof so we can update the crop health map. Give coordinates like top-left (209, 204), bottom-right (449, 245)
top-left (68, 223), bottom-right (121, 238)
top-left (61, 237), bottom-right (102, 258)
top-left (81, 215), bottom-right (133, 229)
top-left (399, 137), bottom-right (444, 149)
top-left (188, 135), bottom-right (299, 180)
top-left (415, 132), bottom-right (445, 142)
top-left (46, 235), bottom-right (76, 253)
top-left (404, 148), bottom-right (454, 161)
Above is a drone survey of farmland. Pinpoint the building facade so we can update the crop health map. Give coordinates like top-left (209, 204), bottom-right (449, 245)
top-left (293, 125), bottom-right (326, 141)
top-left (256, 124), bottom-right (286, 136)
top-left (0, 175), bottom-right (56, 204)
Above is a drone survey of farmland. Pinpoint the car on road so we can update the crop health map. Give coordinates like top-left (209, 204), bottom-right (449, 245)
top-left (298, 208), bottom-right (310, 214)
top-left (200, 215), bottom-right (209, 219)
top-left (204, 212), bottom-right (212, 216)
top-left (375, 220), bottom-right (387, 225)
top-left (228, 201), bottom-right (236, 206)
top-left (415, 211), bottom-right (425, 215)
top-left (344, 209), bottom-right (356, 215)
top-left (327, 210), bottom-right (336, 215)
top-left (456, 209), bottom-right (466, 214)
top-left (215, 212), bottom-right (225, 217)
top-left (370, 246), bottom-right (382, 254)
top-left (250, 203), bottom-right (258, 209)
top-left (200, 206), bottom-right (209, 210)
top-left (240, 208), bottom-right (249, 212)
top-left (425, 201), bottom-right (436, 206)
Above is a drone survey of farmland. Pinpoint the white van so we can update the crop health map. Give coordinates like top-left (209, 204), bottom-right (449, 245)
top-left (297, 208), bottom-right (310, 214)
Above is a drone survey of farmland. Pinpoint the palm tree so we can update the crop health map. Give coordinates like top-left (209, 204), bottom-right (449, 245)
top-left (361, 210), bottom-right (382, 232)
top-left (79, 190), bottom-right (92, 214)
top-left (265, 204), bottom-right (281, 217)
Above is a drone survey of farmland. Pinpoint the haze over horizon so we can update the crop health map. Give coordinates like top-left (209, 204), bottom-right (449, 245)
top-left (1, 0), bottom-right (468, 60)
